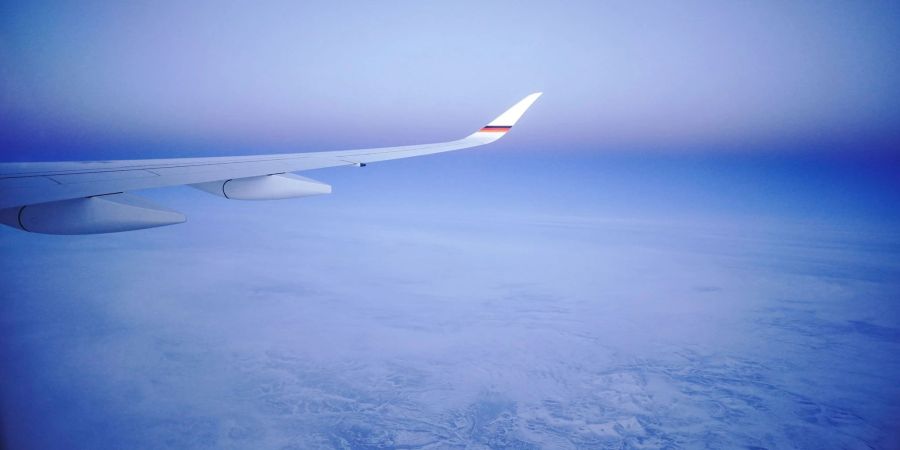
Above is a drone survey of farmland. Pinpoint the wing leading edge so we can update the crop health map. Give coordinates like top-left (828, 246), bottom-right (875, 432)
top-left (0, 93), bottom-right (542, 234)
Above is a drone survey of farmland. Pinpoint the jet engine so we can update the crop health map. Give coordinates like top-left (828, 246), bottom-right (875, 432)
top-left (0, 193), bottom-right (186, 235)
top-left (191, 173), bottom-right (331, 200)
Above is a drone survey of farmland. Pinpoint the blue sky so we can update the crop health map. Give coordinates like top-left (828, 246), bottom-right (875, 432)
top-left (2, 2), bottom-right (900, 448)
top-left (2, 0), bottom-right (899, 159)
top-left (1, 0), bottom-right (898, 227)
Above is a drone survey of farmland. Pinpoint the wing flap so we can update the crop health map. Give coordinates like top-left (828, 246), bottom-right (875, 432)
top-left (49, 169), bottom-right (162, 184)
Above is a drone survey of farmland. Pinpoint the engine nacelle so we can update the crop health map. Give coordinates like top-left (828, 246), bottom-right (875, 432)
top-left (0, 193), bottom-right (186, 235)
top-left (191, 173), bottom-right (331, 200)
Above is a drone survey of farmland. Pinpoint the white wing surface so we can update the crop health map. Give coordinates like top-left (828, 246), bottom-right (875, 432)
top-left (0, 93), bottom-right (541, 234)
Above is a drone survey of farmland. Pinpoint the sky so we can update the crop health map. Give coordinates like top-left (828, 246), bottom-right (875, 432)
top-left (1, 0), bottom-right (900, 159)
top-left (1, 0), bottom-right (898, 225)
top-left (1, 1), bottom-right (900, 449)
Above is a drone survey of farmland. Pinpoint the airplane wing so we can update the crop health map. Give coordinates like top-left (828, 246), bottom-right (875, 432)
top-left (0, 93), bottom-right (542, 234)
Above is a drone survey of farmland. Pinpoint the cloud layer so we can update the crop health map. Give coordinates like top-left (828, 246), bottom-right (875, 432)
top-left (2, 200), bottom-right (898, 448)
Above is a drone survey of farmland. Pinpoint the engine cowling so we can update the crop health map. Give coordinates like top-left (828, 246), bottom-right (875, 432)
top-left (0, 193), bottom-right (186, 235)
top-left (191, 173), bottom-right (331, 200)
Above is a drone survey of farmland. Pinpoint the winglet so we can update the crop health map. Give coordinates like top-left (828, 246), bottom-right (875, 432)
top-left (468, 92), bottom-right (542, 140)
